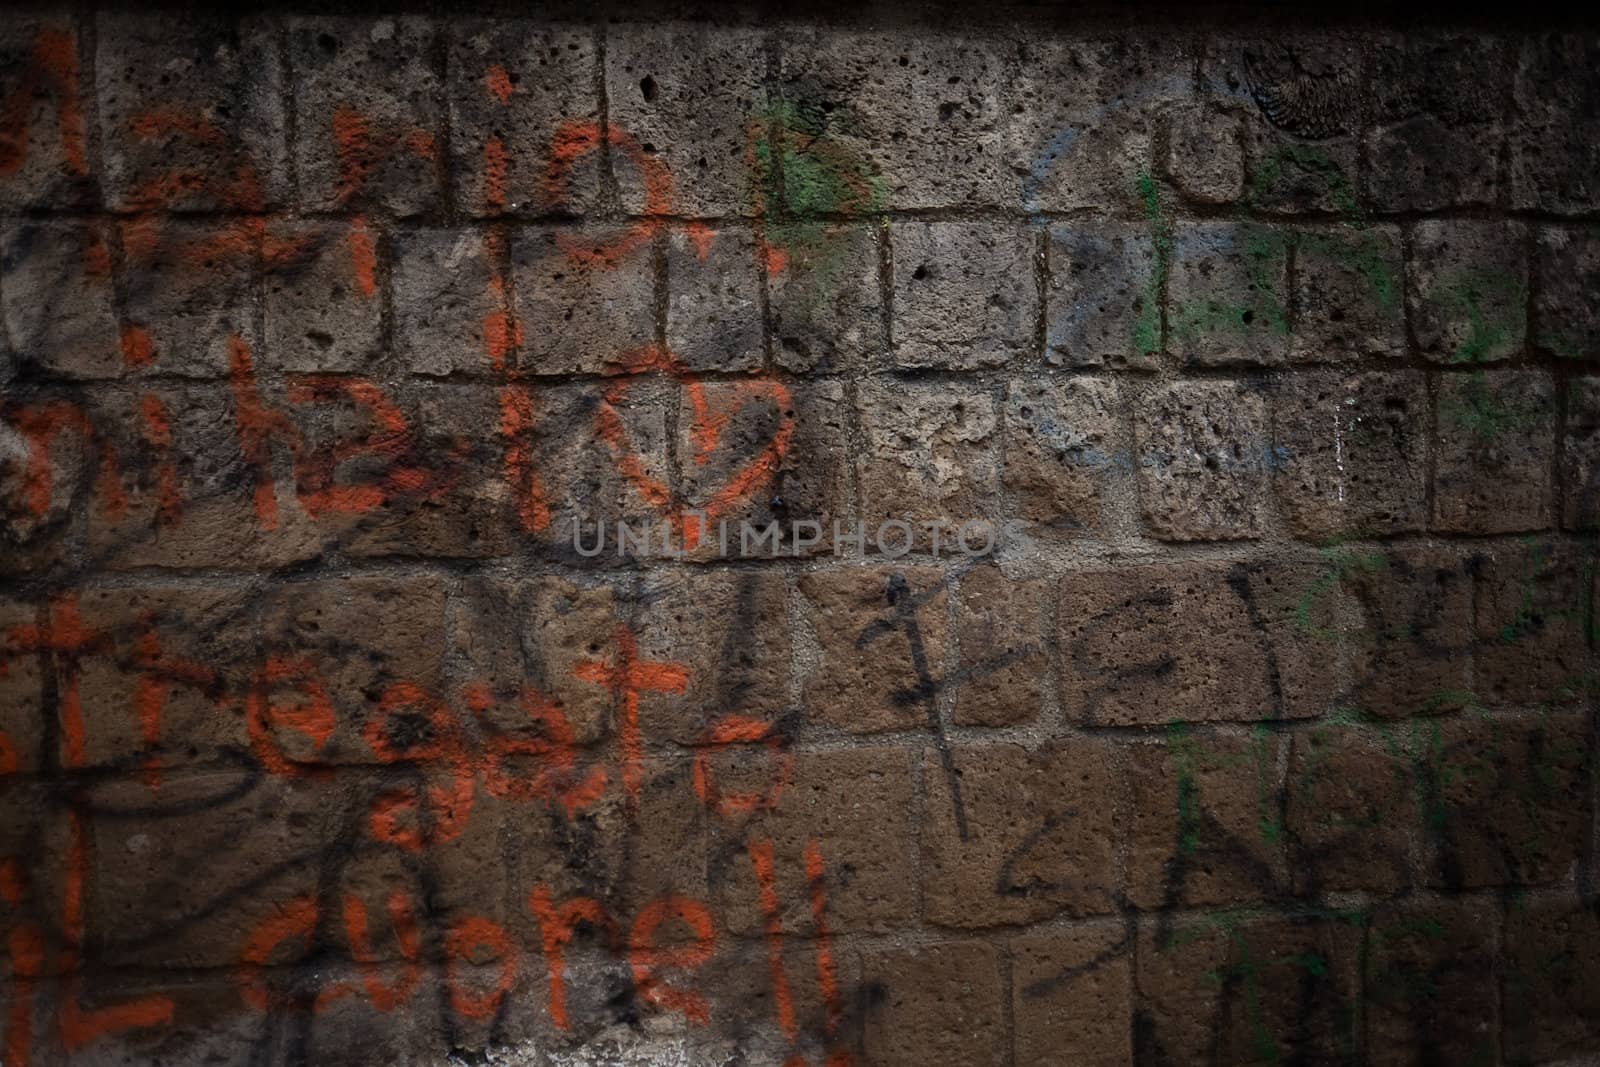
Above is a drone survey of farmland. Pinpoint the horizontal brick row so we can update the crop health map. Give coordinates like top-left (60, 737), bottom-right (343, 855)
top-left (5, 218), bottom-right (1599, 382)
top-left (3, 17), bottom-right (1598, 218)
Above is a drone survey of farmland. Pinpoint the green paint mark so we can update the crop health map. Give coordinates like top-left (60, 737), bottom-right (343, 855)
top-left (1248, 143), bottom-right (1358, 217)
top-left (1440, 371), bottom-right (1536, 443)
top-left (1434, 266), bottom-right (1528, 364)
top-left (1133, 171), bottom-right (1171, 358)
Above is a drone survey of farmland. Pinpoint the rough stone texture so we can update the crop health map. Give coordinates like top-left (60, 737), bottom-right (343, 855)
top-left (1365, 899), bottom-right (1499, 1067)
top-left (1565, 376), bottom-right (1600, 529)
top-left (797, 565), bottom-right (948, 734)
top-left (1046, 221), bottom-right (1161, 369)
top-left (1058, 559), bottom-right (1346, 725)
top-left (1409, 220), bottom-right (1529, 365)
top-left (447, 20), bottom-right (599, 216)
top-left (1424, 711), bottom-right (1590, 889)
top-left (856, 378), bottom-right (1000, 541)
top-left (781, 28), bottom-right (1016, 210)
top-left (289, 16), bottom-right (444, 215)
top-left (1134, 378), bottom-right (1271, 541)
top-left (1534, 225), bottom-right (1600, 362)
top-left (1003, 376), bottom-right (1122, 537)
top-left (891, 220), bottom-right (1036, 370)
top-left (1510, 34), bottom-right (1600, 214)
top-left (264, 220), bottom-right (383, 373)
top-left (923, 740), bottom-right (1121, 927)
top-left (1202, 34), bottom-right (1364, 216)
top-left (860, 941), bottom-right (1007, 1067)
top-left (769, 223), bottom-right (884, 374)
top-left (95, 13), bottom-right (286, 212)
top-left (1286, 722), bottom-right (1415, 894)
top-left (1, 221), bottom-right (120, 378)
top-left (667, 225), bottom-right (763, 373)
top-left (511, 224), bottom-right (656, 376)
top-left (6, 12), bottom-right (1600, 1067)
top-left (950, 565), bottom-right (1048, 726)
top-left (1269, 369), bottom-right (1428, 540)
top-left (1168, 221), bottom-right (1290, 367)
top-left (1126, 729), bottom-right (1286, 909)
top-left (1432, 370), bottom-right (1556, 533)
top-left (1012, 923), bottom-right (1133, 1066)
top-left (1290, 225), bottom-right (1406, 362)
top-left (1365, 34), bottom-right (1506, 211)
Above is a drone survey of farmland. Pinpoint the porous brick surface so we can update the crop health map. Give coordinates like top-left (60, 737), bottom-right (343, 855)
top-left (3, 9), bottom-right (1599, 1067)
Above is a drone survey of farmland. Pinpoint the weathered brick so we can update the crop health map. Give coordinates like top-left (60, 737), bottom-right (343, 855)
top-left (451, 575), bottom-right (618, 745)
top-left (1534, 225), bottom-right (1600, 362)
top-left (1409, 220), bottom-right (1529, 365)
top-left (1433, 370), bottom-right (1555, 533)
top-left (629, 570), bottom-right (789, 746)
top-left (891, 220), bottom-right (1037, 370)
top-left (1013, 922), bottom-right (1133, 1066)
top-left (950, 566), bottom-right (1048, 727)
top-left (1134, 918), bottom-right (1230, 1066)
top-left (529, 379), bottom-right (672, 561)
top-left (392, 227), bottom-right (498, 377)
top-left (1202, 35), bottom-right (1364, 215)
top-left (256, 576), bottom-right (448, 768)
top-left (1046, 221), bottom-right (1161, 370)
top-left (118, 219), bottom-right (253, 377)
top-left (1018, 36), bottom-right (1194, 214)
top-left (1223, 914), bottom-right (1364, 1065)
top-left (69, 584), bottom-right (256, 773)
top-left (923, 740), bottom-right (1120, 927)
top-left (667, 225), bottom-right (763, 373)
top-left (1472, 538), bottom-right (1595, 706)
top-left (709, 746), bottom-right (916, 935)
top-left (1269, 369), bottom-right (1428, 540)
top-left (447, 20), bottom-right (599, 216)
top-left (50, 970), bottom-right (289, 1066)
top-left (699, 939), bottom-right (861, 1066)
top-left (1164, 102), bottom-right (1245, 206)
top-left (782, 28), bottom-right (1015, 210)
top-left (1510, 34), bottom-right (1600, 213)
top-left (798, 565), bottom-right (948, 735)
top-left (511, 225), bottom-right (657, 376)
top-left (264, 220), bottom-right (383, 373)
top-left (1133, 378), bottom-right (1270, 541)
top-left (1127, 728), bottom-right (1285, 909)
top-left (1565, 377), bottom-right (1600, 529)
top-left (1, 391), bottom-right (94, 575)
top-left (769, 222), bottom-right (884, 374)
top-left (1004, 376), bottom-right (1123, 538)
top-left (1168, 222), bottom-right (1289, 367)
top-left (856, 379), bottom-right (1000, 544)
top-left (1058, 559), bottom-right (1347, 725)
top-left (85, 384), bottom-right (325, 570)
top-left (0, 598), bottom-right (43, 776)
top-left (860, 941), bottom-right (1006, 1067)
top-left (1365, 899), bottom-right (1498, 1067)
top-left (290, 17), bottom-right (443, 215)
top-left (1503, 894), bottom-right (1600, 1064)
top-left (89, 770), bottom-right (346, 968)
top-left (1, 221), bottom-right (121, 379)
top-left (604, 24), bottom-right (766, 217)
top-left (0, 15), bottom-right (94, 209)
top-left (1290, 225), bottom-right (1405, 361)
top-left (1286, 720), bottom-right (1415, 894)
top-left (675, 379), bottom-right (848, 559)
top-left (1339, 546), bottom-right (1475, 719)
top-left (1424, 711), bottom-right (1589, 889)
top-left (1365, 35), bottom-right (1506, 211)
top-left (96, 14), bottom-right (286, 212)
top-left (509, 755), bottom-right (708, 925)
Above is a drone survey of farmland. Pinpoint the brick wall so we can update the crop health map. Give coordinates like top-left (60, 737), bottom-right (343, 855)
top-left (2, 7), bottom-right (1599, 1066)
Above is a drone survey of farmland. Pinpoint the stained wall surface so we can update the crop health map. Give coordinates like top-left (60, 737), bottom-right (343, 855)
top-left (2, 6), bottom-right (1600, 1066)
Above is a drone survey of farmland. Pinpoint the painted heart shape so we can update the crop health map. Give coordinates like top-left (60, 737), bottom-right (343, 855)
top-left (594, 346), bottom-right (794, 550)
